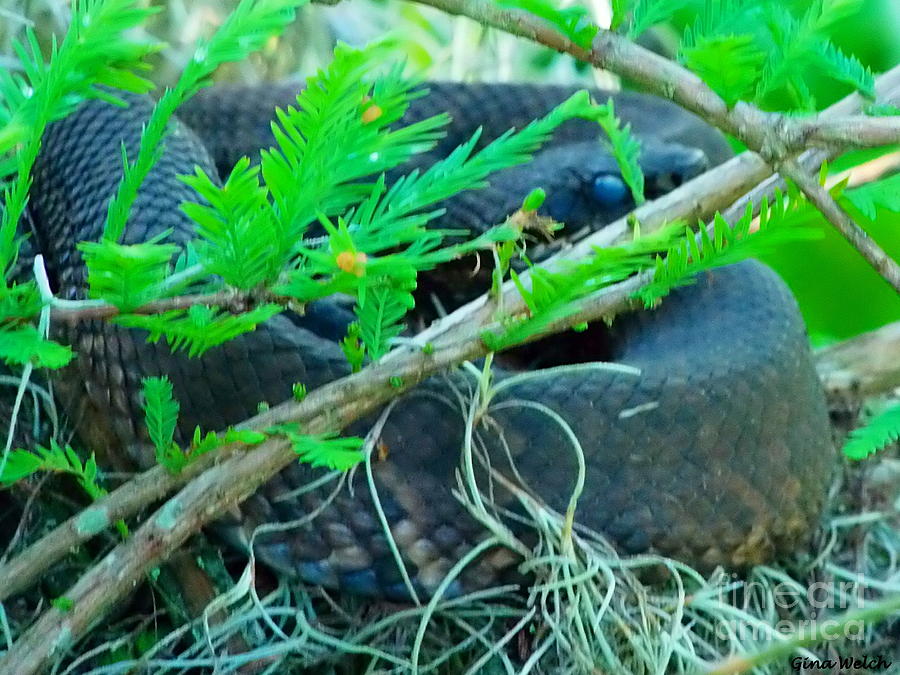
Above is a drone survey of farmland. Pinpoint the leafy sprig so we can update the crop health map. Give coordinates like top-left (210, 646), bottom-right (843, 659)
top-left (276, 425), bottom-right (365, 471)
top-left (181, 158), bottom-right (280, 290)
top-left (615, 0), bottom-right (874, 110)
top-left (495, 0), bottom-right (598, 48)
top-left (79, 238), bottom-right (181, 312)
top-left (142, 376), bottom-right (180, 467)
top-left (77, 0), bottom-right (312, 336)
top-left (0, 440), bottom-right (106, 501)
top-left (481, 222), bottom-right (684, 351)
top-left (635, 188), bottom-right (824, 305)
top-left (0, 325), bottom-right (73, 368)
top-left (843, 403), bottom-right (900, 460)
top-left (584, 99), bottom-right (645, 204)
top-left (101, 0), bottom-right (310, 244)
top-left (0, 0), bottom-right (161, 369)
top-left (118, 304), bottom-right (283, 358)
top-left (0, 0), bottom-right (159, 276)
top-left (142, 376), bottom-right (266, 472)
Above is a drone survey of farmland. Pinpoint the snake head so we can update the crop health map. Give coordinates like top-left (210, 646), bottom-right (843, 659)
top-left (537, 139), bottom-right (709, 231)
top-left (497, 138), bottom-right (711, 235)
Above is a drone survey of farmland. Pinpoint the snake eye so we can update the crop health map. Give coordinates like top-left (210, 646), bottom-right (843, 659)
top-left (591, 174), bottom-right (630, 207)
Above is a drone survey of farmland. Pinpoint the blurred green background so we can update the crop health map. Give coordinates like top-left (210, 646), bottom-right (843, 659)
top-left (3, 0), bottom-right (900, 345)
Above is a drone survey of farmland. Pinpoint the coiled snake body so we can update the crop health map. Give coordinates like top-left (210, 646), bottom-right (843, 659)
top-left (23, 82), bottom-right (834, 599)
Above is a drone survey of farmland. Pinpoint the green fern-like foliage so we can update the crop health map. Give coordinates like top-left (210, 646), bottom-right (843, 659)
top-left (681, 33), bottom-right (766, 106)
top-left (0, 440), bottom-right (106, 500)
top-left (624, 0), bottom-right (693, 38)
top-left (181, 158), bottom-right (280, 290)
top-left (260, 46), bottom-right (446, 245)
top-left (496, 0), bottom-right (598, 47)
top-left (844, 403), bottom-right (900, 460)
top-left (79, 0), bottom-right (311, 315)
top-left (277, 88), bottom-right (603, 361)
top-left (140, 375), bottom-right (267, 471)
top-left (277, 426), bottom-right (365, 471)
top-left (141, 376), bottom-right (181, 468)
top-left (481, 222), bottom-right (685, 352)
top-left (616, 0), bottom-right (874, 110)
top-left (635, 189), bottom-right (824, 306)
top-left (0, 0), bottom-right (159, 275)
top-left (115, 304), bottom-right (283, 357)
top-left (0, 0), bottom-right (644, 368)
top-left (101, 0), bottom-right (309, 244)
top-left (0, 325), bottom-right (73, 369)
top-left (0, 0), bottom-right (161, 369)
top-left (79, 238), bottom-right (181, 311)
top-left (586, 99), bottom-right (645, 204)
top-left (355, 286), bottom-right (415, 362)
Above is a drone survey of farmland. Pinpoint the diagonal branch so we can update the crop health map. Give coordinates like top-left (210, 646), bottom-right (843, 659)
top-left (779, 157), bottom-right (900, 290)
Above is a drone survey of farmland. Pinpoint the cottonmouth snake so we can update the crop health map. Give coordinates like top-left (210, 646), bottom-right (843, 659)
top-left (20, 82), bottom-right (834, 599)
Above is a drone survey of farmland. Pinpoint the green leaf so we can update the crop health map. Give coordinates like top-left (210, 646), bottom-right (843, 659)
top-left (522, 187), bottom-right (547, 212)
top-left (181, 158), bottom-right (283, 289)
top-left (483, 223), bottom-right (683, 352)
top-left (584, 99), bottom-right (645, 204)
top-left (80, 239), bottom-right (180, 311)
top-left (843, 173), bottom-right (900, 221)
top-left (52, 596), bottom-right (74, 612)
top-left (816, 37), bottom-right (874, 98)
top-left (277, 90), bottom-right (588, 328)
top-left (1, 0), bottom-right (159, 276)
top-left (0, 326), bottom-right (74, 368)
top-left (0, 282), bottom-right (41, 325)
top-left (260, 43), bottom-right (446, 247)
top-left (103, 0), bottom-right (311, 243)
top-left (610, 0), bottom-right (635, 31)
top-left (292, 383), bottom-right (307, 401)
top-left (341, 322), bottom-right (366, 372)
top-left (3, 440), bottom-right (107, 499)
top-left (276, 426), bottom-right (364, 470)
top-left (843, 403), bottom-right (900, 460)
top-left (681, 34), bottom-right (766, 107)
top-left (223, 428), bottom-right (267, 445)
top-left (355, 285), bottom-right (414, 361)
top-left (0, 448), bottom-right (43, 485)
top-left (141, 376), bottom-right (180, 467)
top-left (672, 0), bottom-right (873, 112)
top-left (114, 304), bottom-right (283, 357)
top-left (865, 104), bottom-right (900, 117)
top-left (629, 0), bottom-right (693, 38)
top-left (635, 193), bottom-right (824, 306)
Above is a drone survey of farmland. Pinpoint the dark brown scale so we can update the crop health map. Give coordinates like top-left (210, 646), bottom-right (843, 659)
top-left (21, 81), bottom-right (834, 599)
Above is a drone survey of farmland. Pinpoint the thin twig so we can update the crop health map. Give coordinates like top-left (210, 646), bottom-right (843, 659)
top-left (779, 157), bottom-right (900, 291)
top-left (49, 288), bottom-right (292, 323)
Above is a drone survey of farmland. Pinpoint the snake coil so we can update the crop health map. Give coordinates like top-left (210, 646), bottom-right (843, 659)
top-left (22, 82), bottom-right (834, 599)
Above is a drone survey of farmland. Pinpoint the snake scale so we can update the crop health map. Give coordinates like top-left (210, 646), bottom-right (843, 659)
top-left (21, 82), bottom-right (834, 599)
